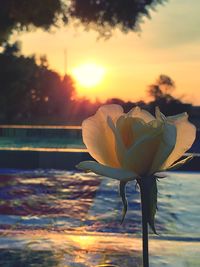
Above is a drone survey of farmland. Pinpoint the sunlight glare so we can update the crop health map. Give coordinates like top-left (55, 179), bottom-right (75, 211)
top-left (72, 63), bottom-right (105, 88)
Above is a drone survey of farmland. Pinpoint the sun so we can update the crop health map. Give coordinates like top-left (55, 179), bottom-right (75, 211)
top-left (72, 63), bottom-right (105, 89)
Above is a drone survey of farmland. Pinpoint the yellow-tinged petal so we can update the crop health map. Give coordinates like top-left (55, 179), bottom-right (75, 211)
top-left (116, 116), bottom-right (146, 149)
top-left (76, 161), bottom-right (137, 181)
top-left (167, 112), bottom-right (188, 123)
top-left (149, 121), bottom-right (177, 174)
top-left (107, 116), bottom-right (126, 166)
top-left (162, 114), bottom-right (196, 169)
top-left (128, 106), bottom-right (155, 122)
top-left (155, 106), bottom-right (166, 121)
top-left (82, 104), bottom-right (123, 167)
top-left (123, 126), bottom-right (163, 175)
top-left (165, 155), bottom-right (193, 171)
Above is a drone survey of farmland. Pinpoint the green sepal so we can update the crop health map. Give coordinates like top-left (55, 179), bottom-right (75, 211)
top-left (139, 176), bottom-right (158, 234)
top-left (147, 177), bottom-right (158, 234)
top-left (119, 181), bottom-right (128, 224)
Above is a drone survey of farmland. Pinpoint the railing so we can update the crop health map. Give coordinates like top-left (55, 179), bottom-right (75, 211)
top-left (0, 125), bottom-right (82, 138)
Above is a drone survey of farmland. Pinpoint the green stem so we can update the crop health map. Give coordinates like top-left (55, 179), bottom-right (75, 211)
top-left (139, 180), bottom-right (149, 267)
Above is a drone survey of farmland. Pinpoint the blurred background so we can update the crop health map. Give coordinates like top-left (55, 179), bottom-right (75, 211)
top-left (1, 0), bottom-right (200, 126)
top-left (0, 1), bottom-right (200, 266)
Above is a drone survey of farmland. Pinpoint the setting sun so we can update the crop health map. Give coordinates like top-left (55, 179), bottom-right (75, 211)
top-left (72, 63), bottom-right (105, 89)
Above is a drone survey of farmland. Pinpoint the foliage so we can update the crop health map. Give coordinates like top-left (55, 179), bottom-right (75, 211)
top-left (0, 42), bottom-right (100, 124)
top-left (148, 74), bottom-right (192, 116)
top-left (148, 74), bottom-right (175, 100)
top-left (70, 0), bottom-right (166, 37)
top-left (0, 43), bottom-right (192, 125)
top-left (0, 0), bottom-right (166, 44)
top-left (0, 0), bottom-right (66, 44)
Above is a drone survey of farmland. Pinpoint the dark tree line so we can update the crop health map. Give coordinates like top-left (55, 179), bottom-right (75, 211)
top-left (0, 0), bottom-right (166, 44)
top-left (0, 43), bottom-right (192, 125)
top-left (105, 75), bottom-right (192, 117)
top-left (0, 42), bottom-right (100, 124)
top-left (0, 0), bottom-right (194, 125)
top-left (147, 75), bottom-right (192, 116)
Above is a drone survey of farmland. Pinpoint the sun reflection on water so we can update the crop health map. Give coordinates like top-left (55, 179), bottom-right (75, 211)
top-left (0, 170), bottom-right (200, 266)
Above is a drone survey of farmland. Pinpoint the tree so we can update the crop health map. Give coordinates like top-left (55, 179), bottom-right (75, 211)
top-left (0, 42), bottom-right (37, 122)
top-left (0, 42), bottom-right (102, 124)
top-left (0, 0), bottom-right (166, 44)
top-left (0, 0), bottom-right (66, 44)
top-left (148, 74), bottom-right (175, 101)
top-left (70, 0), bottom-right (166, 37)
top-left (0, 42), bottom-right (77, 123)
top-left (148, 75), bottom-right (191, 116)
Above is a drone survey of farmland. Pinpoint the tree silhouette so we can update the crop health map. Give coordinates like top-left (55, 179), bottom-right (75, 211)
top-left (70, 0), bottom-right (166, 37)
top-left (0, 42), bottom-right (78, 123)
top-left (0, 0), bottom-right (166, 44)
top-left (0, 0), bottom-right (66, 44)
top-left (148, 74), bottom-right (175, 101)
top-left (0, 42), bottom-right (101, 124)
top-left (148, 75), bottom-right (191, 116)
top-left (0, 45), bottom-right (193, 125)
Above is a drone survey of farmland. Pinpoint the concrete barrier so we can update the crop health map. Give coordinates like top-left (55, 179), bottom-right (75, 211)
top-left (0, 149), bottom-right (91, 170)
top-left (0, 149), bottom-right (199, 171)
top-left (0, 125), bottom-right (199, 171)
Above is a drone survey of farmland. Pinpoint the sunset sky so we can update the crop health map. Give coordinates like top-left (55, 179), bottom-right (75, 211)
top-left (11, 0), bottom-right (200, 104)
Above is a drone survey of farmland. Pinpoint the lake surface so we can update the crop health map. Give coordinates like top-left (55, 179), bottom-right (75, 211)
top-left (0, 169), bottom-right (199, 266)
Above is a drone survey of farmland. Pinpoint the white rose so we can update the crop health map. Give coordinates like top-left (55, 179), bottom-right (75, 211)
top-left (77, 104), bottom-right (196, 181)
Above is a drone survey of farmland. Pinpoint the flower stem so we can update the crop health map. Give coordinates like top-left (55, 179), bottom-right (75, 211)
top-left (139, 180), bottom-right (149, 267)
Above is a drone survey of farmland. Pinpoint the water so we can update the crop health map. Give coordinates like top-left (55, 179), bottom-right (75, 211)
top-left (0, 169), bottom-right (199, 266)
top-left (0, 126), bottom-right (84, 150)
top-left (0, 136), bottom-right (84, 150)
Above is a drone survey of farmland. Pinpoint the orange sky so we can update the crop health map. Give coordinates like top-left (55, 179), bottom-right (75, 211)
top-left (12, 0), bottom-right (200, 105)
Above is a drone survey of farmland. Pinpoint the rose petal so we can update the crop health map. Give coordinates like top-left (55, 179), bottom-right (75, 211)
top-left (150, 121), bottom-right (177, 174)
top-left (128, 106), bottom-right (155, 122)
top-left (123, 127), bottom-right (163, 175)
top-left (167, 112), bottom-right (188, 123)
top-left (165, 155), bottom-right (193, 171)
top-left (76, 161), bottom-right (137, 181)
top-left (154, 172), bottom-right (168, 179)
top-left (155, 107), bottom-right (166, 121)
top-left (163, 114), bottom-right (196, 169)
top-left (116, 116), bottom-right (146, 148)
top-left (82, 104), bottom-right (123, 167)
top-left (107, 116), bottom-right (126, 166)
